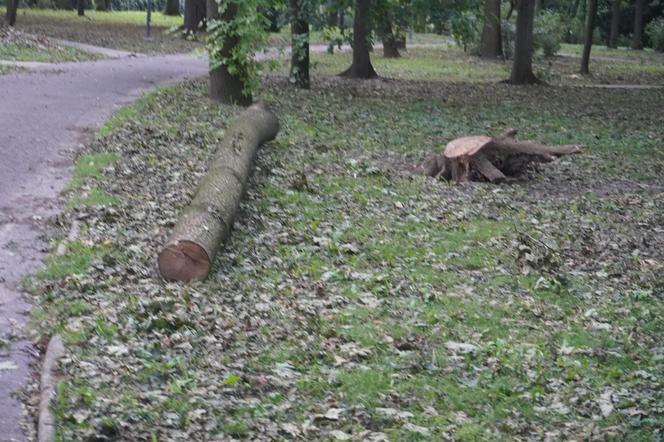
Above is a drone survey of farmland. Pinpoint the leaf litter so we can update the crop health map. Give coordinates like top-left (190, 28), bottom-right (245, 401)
top-left (26, 63), bottom-right (664, 441)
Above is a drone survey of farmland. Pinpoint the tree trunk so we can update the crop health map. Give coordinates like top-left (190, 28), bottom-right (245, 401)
top-left (509, 0), bottom-right (538, 84)
top-left (164, 0), bottom-right (180, 16)
top-left (631, 0), bottom-right (644, 50)
top-left (569, 0), bottom-right (581, 17)
top-left (608, 0), bottom-right (620, 48)
top-left (158, 103), bottom-right (280, 282)
top-left (340, 0), bottom-right (378, 78)
top-left (184, 0), bottom-right (205, 35)
top-left (326, 0), bottom-right (338, 28)
top-left (381, 16), bottom-right (400, 58)
top-left (289, 0), bottom-right (310, 88)
top-left (580, 0), bottom-right (597, 74)
top-left (422, 129), bottom-right (584, 183)
top-left (96, 0), bottom-right (112, 11)
top-left (207, 0), bottom-right (251, 105)
top-left (480, 0), bottom-right (503, 58)
top-left (77, 0), bottom-right (85, 16)
top-left (5, 0), bottom-right (18, 26)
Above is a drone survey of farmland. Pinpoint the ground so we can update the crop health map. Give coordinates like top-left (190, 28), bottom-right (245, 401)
top-left (0, 40), bottom-right (206, 442)
top-left (24, 44), bottom-right (664, 442)
top-left (2, 8), bottom-right (199, 54)
top-left (0, 26), bottom-right (100, 62)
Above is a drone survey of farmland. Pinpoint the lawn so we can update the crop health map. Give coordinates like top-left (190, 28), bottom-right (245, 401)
top-left (4, 7), bottom-right (200, 54)
top-left (296, 47), bottom-right (664, 85)
top-left (27, 45), bottom-right (664, 441)
top-left (0, 26), bottom-right (100, 62)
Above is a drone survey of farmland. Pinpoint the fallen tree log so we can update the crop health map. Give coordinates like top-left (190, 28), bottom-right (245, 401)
top-left (422, 129), bottom-right (584, 183)
top-left (158, 102), bottom-right (280, 282)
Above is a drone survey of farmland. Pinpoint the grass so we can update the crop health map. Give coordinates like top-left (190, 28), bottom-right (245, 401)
top-left (3, 7), bottom-right (183, 27)
top-left (28, 45), bottom-right (664, 441)
top-left (0, 42), bottom-right (100, 62)
top-left (5, 7), bottom-right (200, 54)
top-left (278, 46), bottom-right (664, 85)
top-left (0, 64), bottom-right (23, 75)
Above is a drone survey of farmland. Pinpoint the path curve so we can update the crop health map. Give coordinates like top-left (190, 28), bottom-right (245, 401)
top-left (0, 52), bottom-right (207, 441)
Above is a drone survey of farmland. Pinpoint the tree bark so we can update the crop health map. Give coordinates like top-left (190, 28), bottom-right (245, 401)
top-left (4, 0), bottom-right (18, 26)
top-left (207, 0), bottom-right (251, 105)
top-left (77, 0), bottom-right (85, 16)
top-left (289, 0), bottom-right (310, 88)
top-left (480, 0), bottom-right (503, 58)
top-left (381, 16), bottom-right (400, 58)
top-left (326, 0), bottom-right (338, 28)
top-left (422, 129), bottom-right (584, 183)
top-left (184, 0), bottom-right (206, 35)
top-left (340, 0), bottom-right (378, 78)
top-left (631, 0), bottom-right (644, 50)
top-left (158, 103), bottom-right (280, 282)
top-left (164, 0), bottom-right (180, 16)
top-left (96, 0), bottom-right (112, 11)
top-left (608, 0), bottom-right (620, 48)
top-left (509, 0), bottom-right (539, 84)
top-left (580, 0), bottom-right (597, 74)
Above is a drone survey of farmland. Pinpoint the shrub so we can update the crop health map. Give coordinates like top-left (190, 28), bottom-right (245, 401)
top-left (450, 10), bottom-right (480, 54)
top-left (646, 18), bottom-right (664, 52)
top-left (501, 19), bottom-right (515, 59)
top-left (534, 11), bottom-right (565, 56)
top-left (502, 11), bottom-right (564, 59)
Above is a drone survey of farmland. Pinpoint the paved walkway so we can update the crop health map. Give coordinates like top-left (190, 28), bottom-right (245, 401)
top-left (0, 50), bottom-right (207, 441)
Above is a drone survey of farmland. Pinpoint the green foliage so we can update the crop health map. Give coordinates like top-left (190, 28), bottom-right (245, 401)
top-left (646, 18), bottom-right (664, 52)
top-left (450, 10), bottom-right (480, 53)
top-left (206, 0), bottom-right (269, 97)
top-left (502, 11), bottom-right (566, 58)
top-left (501, 18), bottom-right (515, 59)
top-left (534, 10), bottom-right (565, 57)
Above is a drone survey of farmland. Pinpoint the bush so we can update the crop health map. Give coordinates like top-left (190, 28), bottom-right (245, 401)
top-left (450, 10), bottom-right (480, 54)
top-left (501, 11), bottom-right (564, 59)
top-left (646, 18), bottom-right (664, 52)
top-left (534, 11), bottom-right (565, 56)
top-left (501, 19), bottom-right (515, 59)
top-left (563, 16), bottom-right (585, 44)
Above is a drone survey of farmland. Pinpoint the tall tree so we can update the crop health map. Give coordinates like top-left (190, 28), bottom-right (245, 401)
top-left (580, 0), bottom-right (597, 73)
top-left (96, 0), bottom-right (112, 11)
top-left (340, 0), bottom-right (377, 78)
top-left (184, 0), bottom-right (206, 36)
top-left (164, 0), bottom-right (180, 16)
top-left (206, 0), bottom-right (253, 105)
top-left (77, 0), bottom-right (85, 16)
top-left (289, 0), bottom-right (311, 88)
top-left (608, 0), bottom-right (621, 48)
top-left (631, 0), bottom-right (644, 49)
top-left (4, 0), bottom-right (19, 26)
top-left (480, 0), bottom-right (502, 58)
top-left (509, 0), bottom-right (538, 84)
top-left (381, 14), bottom-right (401, 58)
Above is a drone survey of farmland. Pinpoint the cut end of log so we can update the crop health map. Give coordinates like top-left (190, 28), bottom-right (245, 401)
top-left (158, 240), bottom-right (211, 282)
top-left (444, 136), bottom-right (492, 158)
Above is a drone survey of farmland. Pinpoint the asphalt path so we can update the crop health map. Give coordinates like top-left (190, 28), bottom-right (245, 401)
top-left (0, 52), bottom-right (207, 441)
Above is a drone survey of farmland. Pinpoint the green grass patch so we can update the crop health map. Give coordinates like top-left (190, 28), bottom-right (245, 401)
top-left (69, 152), bottom-right (119, 188)
top-left (0, 42), bottom-right (100, 63)
top-left (37, 240), bottom-right (117, 280)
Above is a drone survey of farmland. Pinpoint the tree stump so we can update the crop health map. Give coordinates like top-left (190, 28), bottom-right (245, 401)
top-left (422, 129), bottom-right (584, 183)
top-left (158, 102), bottom-right (279, 282)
